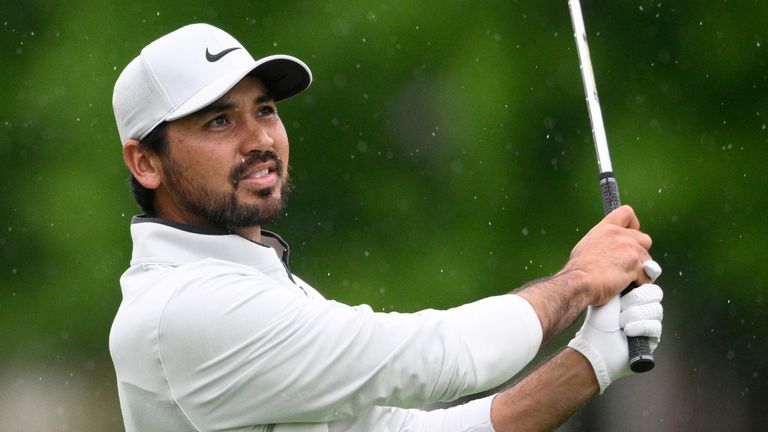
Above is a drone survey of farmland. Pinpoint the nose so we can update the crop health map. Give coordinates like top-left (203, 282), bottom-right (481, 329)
top-left (239, 117), bottom-right (274, 155)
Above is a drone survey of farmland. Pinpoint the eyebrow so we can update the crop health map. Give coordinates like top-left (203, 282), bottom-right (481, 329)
top-left (192, 93), bottom-right (276, 118)
top-left (256, 93), bottom-right (275, 104)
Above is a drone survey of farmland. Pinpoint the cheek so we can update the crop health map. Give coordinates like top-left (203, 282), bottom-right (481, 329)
top-left (281, 143), bottom-right (289, 166)
top-left (276, 124), bottom-right (289, 163)
top-left (169, 142), bottom-right (231, 183)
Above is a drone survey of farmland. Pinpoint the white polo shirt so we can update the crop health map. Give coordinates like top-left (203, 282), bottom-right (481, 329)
top-left (110, 217), bottom-right (543, 431)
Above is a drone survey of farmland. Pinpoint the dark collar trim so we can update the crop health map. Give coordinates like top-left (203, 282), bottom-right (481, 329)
top-left (131, 215), bottom-right (229, 236)
top-left (130, 215), bottom-right (293, 271)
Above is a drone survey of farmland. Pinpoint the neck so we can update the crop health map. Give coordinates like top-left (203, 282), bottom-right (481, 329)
top-left (154, 204), bottom-right (263, 242)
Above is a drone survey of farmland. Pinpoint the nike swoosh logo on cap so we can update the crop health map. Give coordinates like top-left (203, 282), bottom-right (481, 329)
top-left (205, 47), bottom-right (241, 62)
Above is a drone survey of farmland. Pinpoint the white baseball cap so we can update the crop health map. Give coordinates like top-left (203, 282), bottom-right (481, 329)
top-left (112, 23), bottom-right (312, 144)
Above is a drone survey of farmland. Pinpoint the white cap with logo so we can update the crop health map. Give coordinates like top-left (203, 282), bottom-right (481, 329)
top-left (112, 23), bottom-right (312, 144)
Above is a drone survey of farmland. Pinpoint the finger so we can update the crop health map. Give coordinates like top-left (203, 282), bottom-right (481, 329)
top-left (603, 205), bottom-right (639, 230)
top-left (621, 248), bottom-right (653, 287)
top-left (621, 284), bottom-right (663, 308)
top-left (624, 319), bottom-right (662, 340)
top-left (643, 260), bottom-right (662, 282)
top-left (620, 302), bottom-right (663, 327)
top-left (626, 245), bottom-right (656, 285)
top-left (626, 229), bottom-right (653, 251)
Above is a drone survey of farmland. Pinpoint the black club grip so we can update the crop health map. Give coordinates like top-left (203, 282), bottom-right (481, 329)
top-left (599, 173), bottom-right (622, 215)
top-left (599, 173), bottom-right (655, 373)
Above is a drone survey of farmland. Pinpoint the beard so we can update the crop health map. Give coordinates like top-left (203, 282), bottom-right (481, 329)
top-left (162, 150), bottom-right (290, 231)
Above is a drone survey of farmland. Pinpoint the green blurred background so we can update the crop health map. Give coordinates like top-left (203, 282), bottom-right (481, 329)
top-left (1, 0), bottom-right (766, 430)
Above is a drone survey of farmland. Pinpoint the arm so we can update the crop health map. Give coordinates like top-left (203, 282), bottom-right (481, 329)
top-left (325, 282), bottom-right (663, 432)
top-left (490, 348), bottom-right (597, 431)
top-left (316, 206), bottom-right (663, 432)
top-left (310, 350), bottom-right (597, 432)
top-left (157, 266), bottom-right (542, 427)
top-left (304, 350), bottom-right (594, 432)
top-left (157, 206), bottom-right (655, 429)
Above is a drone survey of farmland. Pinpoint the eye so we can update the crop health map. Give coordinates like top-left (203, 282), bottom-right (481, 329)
top-left (258, 104), bottom-right (277, 117)
top-left (206, 114), bottom-right (229, 129)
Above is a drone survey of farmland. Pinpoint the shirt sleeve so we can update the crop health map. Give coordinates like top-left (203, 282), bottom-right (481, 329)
top-left (157, 259), bottom-right (541, 430)
top-left (318, 394), bottom-right (498, 432)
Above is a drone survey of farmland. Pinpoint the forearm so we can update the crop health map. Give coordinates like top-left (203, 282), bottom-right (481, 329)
top-left (514, 269), bottom-right (591, 344)
top-left (491, 348), bottom-right (598, 432)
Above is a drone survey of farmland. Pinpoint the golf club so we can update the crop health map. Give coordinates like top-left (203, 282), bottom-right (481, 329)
top-left (568, 0), bottom-right (655, 373)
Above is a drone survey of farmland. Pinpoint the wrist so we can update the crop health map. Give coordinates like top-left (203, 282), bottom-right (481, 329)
top-left (514, 269), bottom-right (594, 345)
top-left (553, 267), bottom-right (593, 308)
top-left (567, 336), bottom-right (610, 393)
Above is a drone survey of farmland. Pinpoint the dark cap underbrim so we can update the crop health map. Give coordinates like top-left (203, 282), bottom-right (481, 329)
top-left (251, 57), bottom-right (312, 102)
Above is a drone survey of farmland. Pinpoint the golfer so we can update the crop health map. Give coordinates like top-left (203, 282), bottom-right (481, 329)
top-left (109, 24), bottom-right (663, 432)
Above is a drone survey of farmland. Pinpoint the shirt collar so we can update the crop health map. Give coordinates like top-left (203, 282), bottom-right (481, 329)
top-left (129, 216), bottom-right (292, 270)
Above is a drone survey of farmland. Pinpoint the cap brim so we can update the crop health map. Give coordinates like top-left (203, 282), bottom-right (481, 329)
top-left (166, 54), bottom-right (312, 122)
top-left (251, 55), bottom-right (313, 102)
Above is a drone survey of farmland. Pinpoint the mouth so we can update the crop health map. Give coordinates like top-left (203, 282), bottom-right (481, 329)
top-left (235, 161), bottom-right (279, 190)
top-left (243, 166), bottom-right (272, 180)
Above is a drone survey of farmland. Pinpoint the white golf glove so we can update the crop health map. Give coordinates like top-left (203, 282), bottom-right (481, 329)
top-left (568, 261), bottom-right (664, 394)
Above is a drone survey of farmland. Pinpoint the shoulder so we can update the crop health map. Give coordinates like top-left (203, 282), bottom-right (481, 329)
top-left (156, 258), bottom-right (304, 328)
top-left (114, 257), bottom-right (302, 351)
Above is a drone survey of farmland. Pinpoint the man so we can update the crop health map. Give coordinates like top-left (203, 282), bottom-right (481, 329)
top-left (110, 23), bottom-right (663, 431)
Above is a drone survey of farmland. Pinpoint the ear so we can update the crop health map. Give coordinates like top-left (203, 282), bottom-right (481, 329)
top-left (122, 140), bottom-right (163, 190)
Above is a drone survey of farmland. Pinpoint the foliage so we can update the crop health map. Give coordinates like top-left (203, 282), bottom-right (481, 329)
top-left (1, 0), bottom-right (766, 429)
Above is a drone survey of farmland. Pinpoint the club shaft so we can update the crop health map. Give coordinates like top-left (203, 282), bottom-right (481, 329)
top-left (568, 0), bottom-right (612, 174)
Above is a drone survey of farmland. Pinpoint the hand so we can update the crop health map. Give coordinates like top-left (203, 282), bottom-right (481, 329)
top-left (560, 206), bottom-right (654, 306)
top-left (567, 281), bottom-right (664, 394)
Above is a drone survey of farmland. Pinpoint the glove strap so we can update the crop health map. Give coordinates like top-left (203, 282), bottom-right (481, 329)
top-left (568, 338), bottom-right (611, 394)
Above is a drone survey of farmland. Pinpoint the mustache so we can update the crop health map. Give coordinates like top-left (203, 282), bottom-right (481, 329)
top-left (231, 150), bottom-right (284, 185)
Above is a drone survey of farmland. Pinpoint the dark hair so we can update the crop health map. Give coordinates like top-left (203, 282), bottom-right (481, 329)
top-left (129, 122), bottom-right (169, 216)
